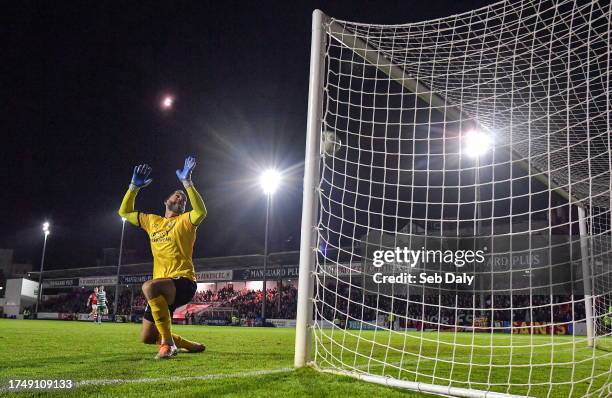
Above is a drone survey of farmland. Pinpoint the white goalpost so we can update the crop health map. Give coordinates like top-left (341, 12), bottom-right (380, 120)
top-left (295, 1), bottom-right (611, 397)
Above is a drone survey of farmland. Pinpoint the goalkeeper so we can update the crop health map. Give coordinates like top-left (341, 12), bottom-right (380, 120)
top-left (118, 156), bottom-right (207, 359)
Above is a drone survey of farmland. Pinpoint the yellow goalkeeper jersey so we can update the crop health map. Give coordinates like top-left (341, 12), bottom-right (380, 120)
top-left (138, 212), bottom-right (197, 281)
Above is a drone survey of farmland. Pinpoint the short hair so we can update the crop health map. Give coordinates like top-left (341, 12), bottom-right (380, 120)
top-left (166, 190), bottom-right (186, 201)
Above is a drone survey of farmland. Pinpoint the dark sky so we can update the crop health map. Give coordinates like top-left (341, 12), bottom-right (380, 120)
top-left (2, 0), bottom-right (494, 269)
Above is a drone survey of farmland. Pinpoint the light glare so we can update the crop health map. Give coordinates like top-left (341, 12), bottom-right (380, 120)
top-left (260, 169), bottom-right (281, 195)
top-left (162, 96), bottom-right (174, 109)
top-left (463, 130), bottom-right (491, 158)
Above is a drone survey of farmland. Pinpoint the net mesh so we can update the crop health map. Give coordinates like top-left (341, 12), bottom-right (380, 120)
top-left (310, 1), bottom-right (611, 396)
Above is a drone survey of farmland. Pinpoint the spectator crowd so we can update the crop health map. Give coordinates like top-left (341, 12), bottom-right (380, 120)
top-left (39, 285), bottom-right (298, 320)
top-left (37, 282), bottom-right (588, 330)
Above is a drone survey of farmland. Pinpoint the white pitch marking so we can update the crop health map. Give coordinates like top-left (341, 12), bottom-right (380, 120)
top-left (1, 368), bottom-right (294, 392)
top-left (76, 367), bottom-right (294, 387)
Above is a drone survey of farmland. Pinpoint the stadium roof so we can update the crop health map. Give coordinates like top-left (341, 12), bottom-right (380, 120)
top-left (27, 251), bottom-right (301, 280)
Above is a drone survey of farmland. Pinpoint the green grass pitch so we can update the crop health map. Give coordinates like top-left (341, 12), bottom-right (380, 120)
top-left (0, 320), bottom-right (609, 397)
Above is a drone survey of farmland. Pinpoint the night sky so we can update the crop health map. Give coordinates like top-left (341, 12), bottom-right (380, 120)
top-left (2, 1), bottom-right (495, 269)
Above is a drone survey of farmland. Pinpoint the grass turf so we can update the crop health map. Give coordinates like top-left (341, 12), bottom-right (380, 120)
top-left (0, 319), bottom-right (609, 397)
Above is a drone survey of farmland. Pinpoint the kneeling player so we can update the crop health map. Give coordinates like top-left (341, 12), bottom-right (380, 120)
top-left (118, 156), bottom-right (206, 359)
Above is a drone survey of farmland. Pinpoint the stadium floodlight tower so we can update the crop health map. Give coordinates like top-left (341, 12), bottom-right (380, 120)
top-left (35, 222), bottom-right (50, 315)
top-left (295, 3), bottom-right (610, 398)
top-left (113, 217), bottom-right (127, 318)
top-left (463, 128), bottom-right (492, 307)
top-left (462, 128), bottom-right (492, 225)
top-left (259, 169), bottom-right (281, 321)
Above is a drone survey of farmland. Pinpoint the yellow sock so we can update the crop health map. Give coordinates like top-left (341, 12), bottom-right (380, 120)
top-left (172, 334), bottom-right (199, 351)
top-left (147, 295), bottom-right (172, 343)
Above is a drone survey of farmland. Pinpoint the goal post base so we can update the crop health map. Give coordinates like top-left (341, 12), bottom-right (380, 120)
top-left (318, 367), bottom-right (532, 398)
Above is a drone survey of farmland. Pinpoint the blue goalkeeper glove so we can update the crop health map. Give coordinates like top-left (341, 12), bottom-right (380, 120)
top-left (130, 164), bottom-right (153, 189)
top-left (176, 156), bottom-right (196, 186)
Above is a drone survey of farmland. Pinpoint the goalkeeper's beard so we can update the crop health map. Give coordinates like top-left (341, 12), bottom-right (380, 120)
top-left (167, 202), bottom-right (185, 214)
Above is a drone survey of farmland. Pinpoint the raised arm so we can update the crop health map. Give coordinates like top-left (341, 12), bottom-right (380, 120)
top-left (118, 164), bottom-right (153, 226)
top-left (176, 156), bottom-right (207, 225)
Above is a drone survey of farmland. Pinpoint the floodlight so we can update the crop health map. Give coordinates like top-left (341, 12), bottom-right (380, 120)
top-left (259, 169), bottom-right (281, 195)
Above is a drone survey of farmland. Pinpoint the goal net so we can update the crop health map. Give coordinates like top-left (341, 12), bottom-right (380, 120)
top-left (295, 1), bottom-right (611, 397)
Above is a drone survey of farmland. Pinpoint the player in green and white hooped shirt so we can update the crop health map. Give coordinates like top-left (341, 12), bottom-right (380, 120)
top-left (96, 286), bottom-right (108, 324)
top-left (604, 306), bottom-right (612, 327)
